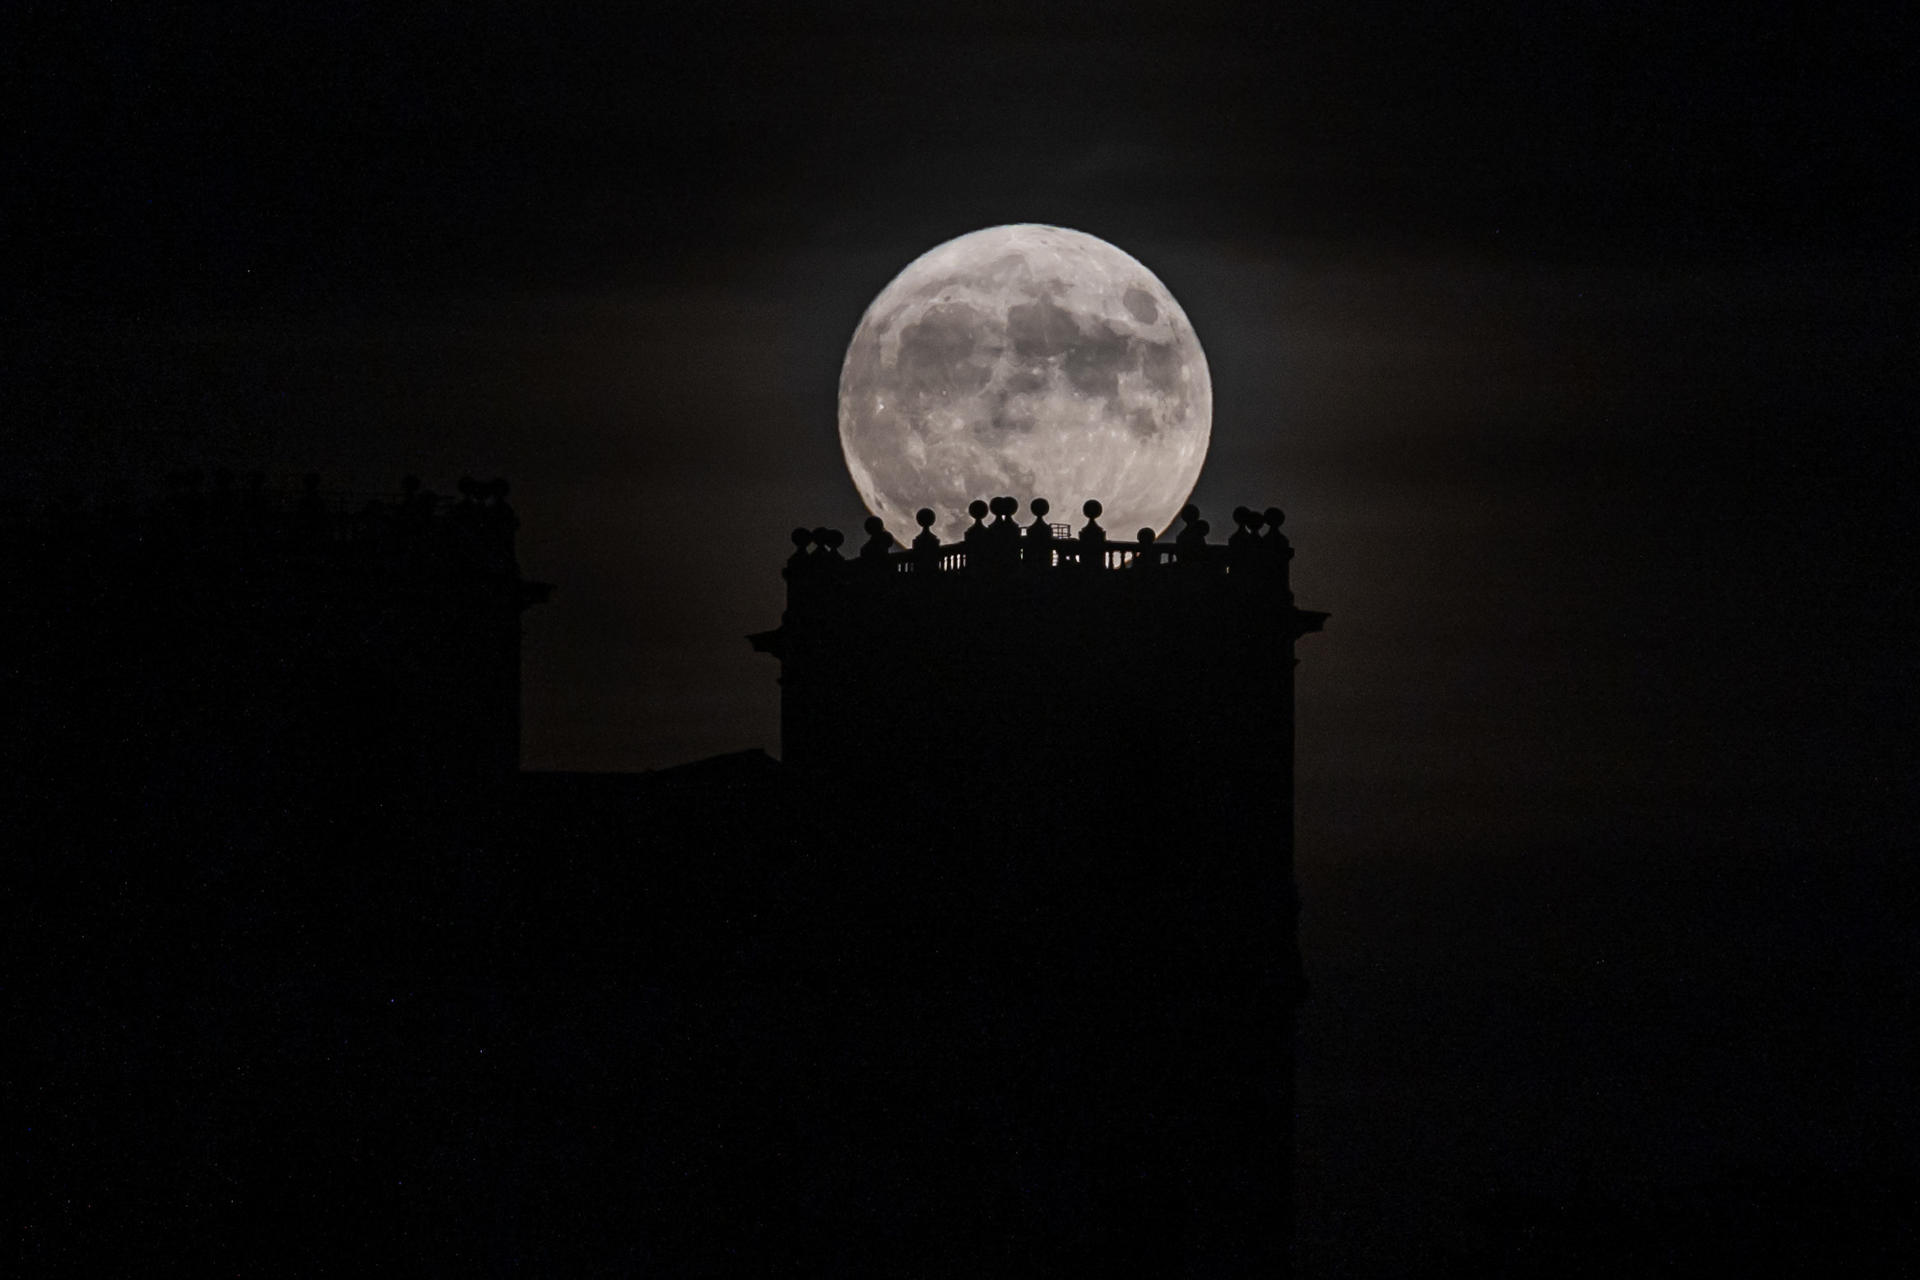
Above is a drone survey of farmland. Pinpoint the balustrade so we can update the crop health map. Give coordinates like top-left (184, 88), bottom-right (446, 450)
top-left (783, 498), bottom-right (1294, 588)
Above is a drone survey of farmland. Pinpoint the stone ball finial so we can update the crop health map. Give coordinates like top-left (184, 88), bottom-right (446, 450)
top-left (1247, 508), bottom-right (1267, 531)
top-left (790, 527), bottom-right (812, 549)
top-left (1193, 519), bottom-right (1210, 539)
top-left (1137, 528), bottom-right (1155, 545)
top-left (1265, 506), bottom-right (1286, 528)
top-left (1083, 499), bottom-right (1103, 520)
top-left (1030, 497), bottom-right (1050, 518)
top-left (968, 499), bottom-right (989, 521)
top-left (864, 515), bottom-right (886, 535)
top-left (1180, 503), bottom-right (1200, 524)
top-left (820, 527), bottom-right (844, 551)
top-left (916, 507), bottom-right (936, 529)
top-left (1232, 505), bottom-right (1252, 528)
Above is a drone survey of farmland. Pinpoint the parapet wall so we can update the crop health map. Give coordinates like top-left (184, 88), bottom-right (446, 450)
top-left (778, 497), bottom-right (1302, 598)
top-left (5, 472), bottom-right (535, 591)
top-left (753, 499), bottom-right (1326, 784)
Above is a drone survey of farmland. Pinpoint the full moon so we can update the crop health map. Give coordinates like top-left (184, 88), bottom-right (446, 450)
top-left (839, 224), bottom-right (1210, 544)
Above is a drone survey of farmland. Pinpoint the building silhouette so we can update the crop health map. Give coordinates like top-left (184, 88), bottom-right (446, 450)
top-left (6, 473), bottom-right (548, 871)
top-left (10, 477), bottom-right (1327, 1275)
top-left (750, 497), bottom-right (1326, 1273)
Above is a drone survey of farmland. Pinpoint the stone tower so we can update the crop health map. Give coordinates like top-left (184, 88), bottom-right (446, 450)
top-left (752, 497), bottom-right (1326, 1274)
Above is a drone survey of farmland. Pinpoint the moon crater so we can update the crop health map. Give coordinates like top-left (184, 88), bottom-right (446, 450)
top-left (839, 224), bottom-right (1211, 544)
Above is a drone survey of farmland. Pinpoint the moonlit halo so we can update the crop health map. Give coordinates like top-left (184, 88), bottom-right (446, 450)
top-left (838, 225), bottom-right (1211, 545)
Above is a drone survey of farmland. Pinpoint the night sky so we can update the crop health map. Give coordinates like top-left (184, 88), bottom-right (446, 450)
top-left (8, 2), bottom-right (1913, 1269)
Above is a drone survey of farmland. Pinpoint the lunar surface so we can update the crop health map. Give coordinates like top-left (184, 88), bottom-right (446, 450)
top-left (839, 224), bottom-right (1210, 545)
